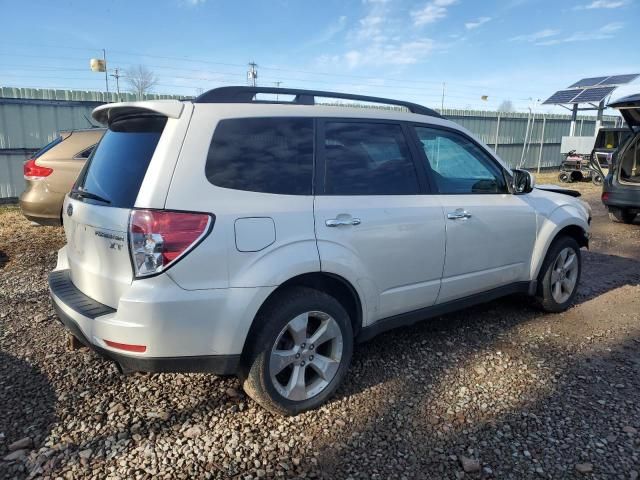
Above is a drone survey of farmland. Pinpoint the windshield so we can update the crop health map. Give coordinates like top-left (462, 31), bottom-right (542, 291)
top-left (75, 116), bottom-right (166, 208)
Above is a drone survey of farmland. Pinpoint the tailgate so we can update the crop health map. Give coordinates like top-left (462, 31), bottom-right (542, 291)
top-left (63, 197), bottom-right (132, 308)
top-left (62, 104), bottom-right (189, 308)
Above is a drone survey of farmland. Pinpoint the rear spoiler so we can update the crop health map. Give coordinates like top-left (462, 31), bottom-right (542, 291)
top-left (92, 100), bottom-right (185, 125)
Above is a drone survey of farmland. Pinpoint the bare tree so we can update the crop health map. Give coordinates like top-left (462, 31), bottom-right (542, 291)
top-left (497, 100), bottom-right (515, 113)
top-left (125, 65), bottom-right (158, 99)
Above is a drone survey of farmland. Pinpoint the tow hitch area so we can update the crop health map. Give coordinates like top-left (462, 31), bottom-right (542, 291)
top-left (67, 333), bottom-right (86, 351)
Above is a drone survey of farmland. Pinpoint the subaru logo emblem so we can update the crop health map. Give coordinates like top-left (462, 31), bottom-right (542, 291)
top-left (67, 204), bottom-right (73, 217)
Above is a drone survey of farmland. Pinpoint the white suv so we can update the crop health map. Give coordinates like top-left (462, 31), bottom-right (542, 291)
top-left (49, 87), bottom-right (591, 415)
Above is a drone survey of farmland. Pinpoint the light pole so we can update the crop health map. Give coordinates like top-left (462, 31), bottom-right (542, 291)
top-left (102, 49), bottom-right (108, 95)
top-left (110, 68), bottom-right (121, 101)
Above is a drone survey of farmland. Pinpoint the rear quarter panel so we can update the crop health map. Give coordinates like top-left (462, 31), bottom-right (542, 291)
top-left (162, 105), bottom-right (320, 291)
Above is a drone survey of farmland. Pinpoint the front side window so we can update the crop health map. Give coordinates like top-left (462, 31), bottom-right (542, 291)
top-left (205, 117), bottom-right (313, 195)
top-left (323, 122), bottom-right (419, 195)
top-left (414, 126), bottom-right (507, 194)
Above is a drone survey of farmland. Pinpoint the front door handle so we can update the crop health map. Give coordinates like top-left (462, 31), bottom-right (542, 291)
top-left (447, 209), bottom-right (472, 220)
top-left (326, 217), bottom-right (362, 227)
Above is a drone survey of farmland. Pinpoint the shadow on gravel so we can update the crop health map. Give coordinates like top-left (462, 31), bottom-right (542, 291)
top-left (576, 251), bottom-right (640, 304)
top-left (331, 251), bottom-right (640, 400)
top-left (0, 352), bottom-right (57, 480)
top-left (0, 251), bottom-right (7, 270)
top-left (310, 251), bottom-right (640, 477)
top-left (319, 328), bottom-right (640, 479)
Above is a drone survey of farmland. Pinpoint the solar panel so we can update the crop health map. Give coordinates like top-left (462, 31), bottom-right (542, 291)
top-left (542, 89), bottom-right (583, 105)
top-left (568, 76), bottom-right (610, 88)
top-left (602, 74), bottom-right (639, 85)
top-left (570, 86), bottom-right (616, 103)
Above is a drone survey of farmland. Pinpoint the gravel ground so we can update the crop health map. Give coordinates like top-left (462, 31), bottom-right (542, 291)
top-left (1, 176), bottom-right (639, 480)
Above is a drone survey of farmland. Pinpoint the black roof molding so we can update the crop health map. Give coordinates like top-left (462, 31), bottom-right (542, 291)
top-left (194, 86), bottom-right (442, 118)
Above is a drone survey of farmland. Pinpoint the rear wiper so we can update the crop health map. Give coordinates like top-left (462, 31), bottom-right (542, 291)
top-left (70, 188), bottom-right (111, 204)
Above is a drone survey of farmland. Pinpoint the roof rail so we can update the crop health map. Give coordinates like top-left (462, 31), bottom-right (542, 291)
top-left (194, 86), bottom-right (442, 118)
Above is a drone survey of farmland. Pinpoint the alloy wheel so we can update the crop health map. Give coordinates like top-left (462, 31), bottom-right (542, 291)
top-left (550, 247), bottom-right (579, 304)
top-left (269, 311), bottom-right (343, 401)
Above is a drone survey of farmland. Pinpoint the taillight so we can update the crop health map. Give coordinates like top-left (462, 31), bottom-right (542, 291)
top-left (24, 158), bottom-right (53, 180)
top-left (601, 192), bottom-right (610, 202)
top-left (129, 210), bottom-right (212, 278)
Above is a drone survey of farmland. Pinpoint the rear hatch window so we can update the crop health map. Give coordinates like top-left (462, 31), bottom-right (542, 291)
top-left (74, 116), bottom-right (167, 207)
top-left (33, 136), bottom-right (62, 158)
top-left (594, 130), bottom-right (632, 150)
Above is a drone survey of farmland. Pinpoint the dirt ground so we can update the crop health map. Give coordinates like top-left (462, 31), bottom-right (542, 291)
top-left (1, 175), bottom-right (639, 479)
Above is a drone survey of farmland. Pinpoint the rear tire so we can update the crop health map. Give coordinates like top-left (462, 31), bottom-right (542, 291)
top-left (608, 207), bottom-right (636, 224)
top-left (536, 236), bottom-right (581, 313)
top-left (241, 286), bottom-right (354, 416)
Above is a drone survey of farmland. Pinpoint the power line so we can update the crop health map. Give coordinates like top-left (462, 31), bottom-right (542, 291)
top-left (0, 47), bottom-right (557, 97)
top-left (0, 62), bottom-right (538, 101)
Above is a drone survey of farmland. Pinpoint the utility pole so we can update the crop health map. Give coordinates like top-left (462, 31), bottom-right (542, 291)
top-left (274, 81), bottom-right (282, 101)
top-left (247, 62), bottom-right (258, 87)
top-left (110, 68), bottom-right (121, 101)
top-left (102, 49), bottom-right (109, 96)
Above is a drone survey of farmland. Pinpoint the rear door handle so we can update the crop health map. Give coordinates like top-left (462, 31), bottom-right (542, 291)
top-left (447, 209), bottom-right (472, 220)
top-left (326, 218), bottom-right (361, 227)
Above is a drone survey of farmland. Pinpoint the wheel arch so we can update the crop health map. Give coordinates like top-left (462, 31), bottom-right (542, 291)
top-left (240, 272), bottom-right (364, 360)
top-left (531, 212), bottom-right (589, 280)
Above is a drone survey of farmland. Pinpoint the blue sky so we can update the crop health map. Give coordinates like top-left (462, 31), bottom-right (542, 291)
top-left (0, 0), bottom-right (638, 113)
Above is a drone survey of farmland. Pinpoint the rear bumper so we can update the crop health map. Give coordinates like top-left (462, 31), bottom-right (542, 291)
top-left (602, 177), bottom-right (640, 210)
top-left (48, 269), bottom-right (241, 375)
top-left (19, 185), bottom-right (64, 226)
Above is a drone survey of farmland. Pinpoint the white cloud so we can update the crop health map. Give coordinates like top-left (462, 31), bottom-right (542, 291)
top-left (181, 0), bottom-right (207, 5)
top-left (510, 28), bottom-right (560, 42)
top-left (342, 40), bottom-right (436, 68)
top-left (465, 16), bottom-right (492, 29)
top-left (316, 0), bottom-right (445, 69)
top-left (574, 0), bottom-right (627, 9)
top-left (351, 0), bottom-right (393, 43)
top-left (536, 22), bottom-right (623, 45)
top-left (304, 16), bottom-right (348, 47)
top-left (411, 0), bottom-right (458, 26)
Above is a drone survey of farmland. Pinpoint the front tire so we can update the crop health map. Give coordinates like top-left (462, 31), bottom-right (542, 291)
top-left (536, 236), bottom-right (581, 313)
top-left (608, 207), bottom-right (636, 224)
top-left (241, 287), bottom-right (354, 416)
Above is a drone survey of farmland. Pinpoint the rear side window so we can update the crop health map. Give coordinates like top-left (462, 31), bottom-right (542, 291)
top-left (205, 117), bottom-right (314, 195)
top-left (76, 116), bottom-right (166, 208)
top-left (74, 145), bottom-right (96, 159)
top-left (322, 122), bottom-right (419, 195)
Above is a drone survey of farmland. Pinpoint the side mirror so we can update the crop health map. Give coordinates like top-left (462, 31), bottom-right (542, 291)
top-left (512, 169), bottom-right (535, 194)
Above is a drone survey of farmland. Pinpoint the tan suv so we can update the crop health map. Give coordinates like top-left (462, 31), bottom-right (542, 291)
top-left (20, 128), bottom-right (104, 225)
